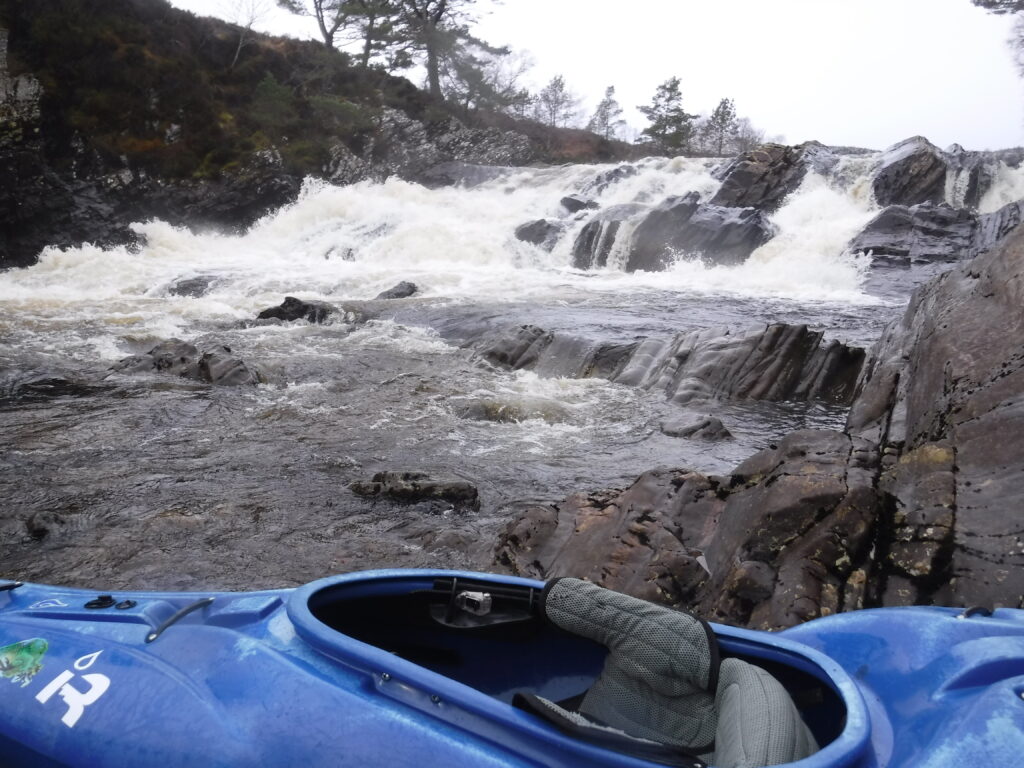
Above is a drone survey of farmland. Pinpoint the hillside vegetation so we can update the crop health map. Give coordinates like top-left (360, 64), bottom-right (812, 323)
top-left (0, 0), bottom-right (631, 180)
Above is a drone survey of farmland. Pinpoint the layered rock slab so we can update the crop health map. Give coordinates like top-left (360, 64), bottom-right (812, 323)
top-left (848, 221), bottom-right (1024, 609)
top-left (476, 322), bottom-right (865, 407)
top-left (496, 430), bottom-right (880, 629)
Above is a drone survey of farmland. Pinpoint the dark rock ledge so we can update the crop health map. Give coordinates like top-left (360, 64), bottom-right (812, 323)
top-left (475, 322), bottom-right (865, 407)
top-left (496, 223), bottom-right (1024, 628)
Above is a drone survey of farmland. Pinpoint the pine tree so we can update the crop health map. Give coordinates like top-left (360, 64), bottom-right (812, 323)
top-left (704, 98), bottom-right (738, 156)
top-left (534, 75), bottom-right (580, 128)
top-left (587, 86), bottom-right (625, 140)
top-left (276, 0), bottom-right (349, 49)
top-left (638, 77), bottom-right (697, 155)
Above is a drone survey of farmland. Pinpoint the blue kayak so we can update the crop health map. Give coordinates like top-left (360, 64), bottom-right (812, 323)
top-left (1, 569), bottom-right (1022, 767)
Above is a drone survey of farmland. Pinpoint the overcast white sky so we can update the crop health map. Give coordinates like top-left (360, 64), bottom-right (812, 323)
top-left (170, 0), bottom-right (1024, 151)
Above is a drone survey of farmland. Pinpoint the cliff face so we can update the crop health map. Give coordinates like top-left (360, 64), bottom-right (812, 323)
top-left (497, 223), bottom-right (1024, 627)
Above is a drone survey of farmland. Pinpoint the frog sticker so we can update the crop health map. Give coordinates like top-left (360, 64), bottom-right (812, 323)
top-left (0, 638), bottom-right (48, 687)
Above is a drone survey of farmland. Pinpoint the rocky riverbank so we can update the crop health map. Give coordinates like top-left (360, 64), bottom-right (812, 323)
top-left (496, 221), bottom-right (1024, 627)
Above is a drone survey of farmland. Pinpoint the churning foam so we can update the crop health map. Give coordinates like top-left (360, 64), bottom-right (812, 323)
top-left (979, 162), bottom-right (1024, 214)
top-left (1, 155), bottom-right (885, 344)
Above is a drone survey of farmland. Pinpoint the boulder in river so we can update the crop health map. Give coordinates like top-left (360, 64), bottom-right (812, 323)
top-left (560, 194), bottom-right (599, 213)
top-left (350, 471), bottom-right (480, 510)
top-left (710, 143), bottom-right (811, 212)
top-left (660, 414), bottom-right (733, 441)
top-left (626, 195), bottom-right (773, 271)
top-left (374, 281), bottom-right (418, 300)
top-left (257, 296), bottom-right (337, 323)
top-left (849, 203), bottom-right (977, 266)
top-left (167, 275), bottom-right (218, 297)
top-left (514, 219), bottom-right (566, 251)
top-left (872, 136), bottom-right (948, 207)
top-left (111, 339), bottom-right (265, 386)
top-left (571, 204), bottom-right (647, 270)
top-left (848, 200), bottom-right (1024, 266)
top-left (580, 164), bottom-right (639, 195)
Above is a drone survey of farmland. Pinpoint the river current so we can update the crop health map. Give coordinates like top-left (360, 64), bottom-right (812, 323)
top-left (3, 154), bottom-right (1019, 589)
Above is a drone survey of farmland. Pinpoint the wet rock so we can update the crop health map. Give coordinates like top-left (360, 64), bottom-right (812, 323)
top-left (257, 296), bottom-right (337, 323)
top-left (495, 469), bottom-right (723, 605)
top-left (374, 281), bottom-right (418, 300)
top-left (560, 194), bottom-right (599, 213)
top-left (350, 471), bottom-right (480, 510)
top-left (323, 142), bottom-right (376, 186)
top-left (976, 200), bottom-right (1024, 251)
top-left (113, 339), bottom-right (202, 379)
top-left (111, 339), bottom-right (264, 386)
top-left (496, 430), bottom-right (881, 629)
top-left (1, 372), bottom-right (110, 401)
top-left (849, 204), bottom-right (977, 265)
top-left (571, 203), bottom-right (647, 269)
top-left (580, 164), bottom-right (638, 195)
top-left (581, 342), bottom-right (640, 380)
top-left (477, 323), bottom-right (865, 407)
top-left (477, 325), bottom-right (553, 370)
top-left (416, 161), bottom-right (511, 189)
top-left (456, 397), bottom-right (570, 424)
top-left (626, 195), bottom-right (774, 271)
top-left (167, 275), bottom-right (218, 297)
top-left (849, 200), bottom-right (1024, 267)
top-left (498, 223), bottom-right (1024, 626)
top-left (613, 323), bottom-right (865, 406)
top-left (514, 219), bottom-right (566, 251)
top-left (624, 192), bottom-right (700, 270)
top-left (196, 348), bottom-right (264, 386)
top-left (847, 221), bottom-right (1024, 610)
top-left (947, 145), bottom-right (1024, 209)
top-left (710, 143), bottom-right (811, 211)
top-left (660, 414), bottom-right (733, 441)
top-left (872, 136), bottom-right (948, 207)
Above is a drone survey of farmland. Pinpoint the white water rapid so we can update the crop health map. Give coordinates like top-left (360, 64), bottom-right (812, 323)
top-left (3, 149), bottom-right (1021, 589)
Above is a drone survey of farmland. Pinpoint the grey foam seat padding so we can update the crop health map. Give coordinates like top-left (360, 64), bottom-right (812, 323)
top-left (538, 578), bottom-right (819, 767)
top-left (713, 658), bottom-right (819, 768)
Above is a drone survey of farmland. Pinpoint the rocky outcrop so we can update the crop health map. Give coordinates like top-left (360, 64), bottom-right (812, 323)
top-left (849, 204), bottom-right (978, 265)
top-left (166, 275), bottom-right (218, 298)
top-left (514, 219), bottom-right (567, 251)
top-left (579, 164), bottom-right (638, 195)
top-left (846, 222), bottom-right (1024, 610)
top-left (571, 204), bottom-right (647, 269)
top-left (496, 430), bottom-right (879, 628)
top-left (497, 223), bottom-right (1024, 625)
top-left (257, 296), bottom-right (337, 323)
top-left (872, 136), bottom-right (950, 207)
top-left (848, 200), bottom-right (1023, 266)
top-left (374, 281), bottom-right (418, 300)
top-left (350, 471), bottom-right (480, 510)
top-left (415, 161), bottom-right (513, 189)
top-left (570, 194), bottom-right (774, 273)
top-left (334, 109), bottom-right (534, 187)
top-left (660, 414), bottom-right (733, 441)
top-left (710, 143), bottom-right (811, 211)
top-left (477, 322), bottom-right (865, 407)
top-left (111, 339), bottom-right (265, 386)
top-left (560, 194), bottom-right (598, 213)
top-left (626, 195), bottom-right (774, 271)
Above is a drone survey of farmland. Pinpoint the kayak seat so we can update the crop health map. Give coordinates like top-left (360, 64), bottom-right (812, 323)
top-left (516, 578), bottom-right (818, 768)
